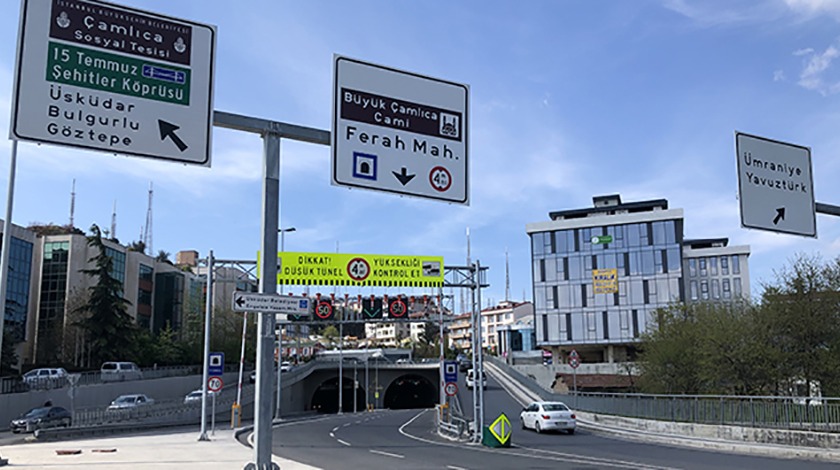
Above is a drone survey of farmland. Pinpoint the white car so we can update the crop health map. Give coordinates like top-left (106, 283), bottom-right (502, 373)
top-left (184, 389), bottom-right (217, 404)
top-left (22, 368), bottom-right (68, 389)
top-left (107, 394), bottom-right (155, 411)
top-left (466, 369), bottom-right (486, 390)
top-left (520, 401), bottom-right (576, 434)
top-left (280, 361), bottom-right (292, 373)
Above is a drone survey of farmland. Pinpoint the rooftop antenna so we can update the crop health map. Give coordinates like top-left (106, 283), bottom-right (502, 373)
top-left (505, 247), bottom-right (510, 301)
top-left (143, 182), bottom-right (153, 255)
top-left (69, 179), bottom-right (76, 228)
top-left (110, 200), bottom-right (117, 240)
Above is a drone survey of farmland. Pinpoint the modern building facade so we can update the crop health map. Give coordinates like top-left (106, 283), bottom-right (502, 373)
top-left (0, 220), bottom-right (38, 368)
top-left (479, 300), bottom-right (533, 353)
top-left (526, 194), bottom-right (750, 366)
top-left (682, 238), bottom-right (750, 303)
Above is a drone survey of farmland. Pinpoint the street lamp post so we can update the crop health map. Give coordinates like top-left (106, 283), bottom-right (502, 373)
top-left (276, 227), bottom-right (295, 420)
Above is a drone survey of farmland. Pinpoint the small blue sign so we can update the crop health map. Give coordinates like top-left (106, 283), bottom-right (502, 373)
top-left (299, 299), bottom-right (309, 309)
top-left (208, 352), bottom-right (224, 376)
top-left (444, 360), bottom-right (458, 383)
top-left (353, 152), bottom-right (377, 180)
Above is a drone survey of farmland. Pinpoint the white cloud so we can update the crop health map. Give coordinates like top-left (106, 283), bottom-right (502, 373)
top-left (794, 48), bottom-right (815, 56)
top-left (663, 0), bottom-right (786, 26)
top-left (797, 44), bottom-right (840, 95)
top-left (773, 69), bottom-right (787, 81)
top-left (784, 0), bottom-right (840, 20)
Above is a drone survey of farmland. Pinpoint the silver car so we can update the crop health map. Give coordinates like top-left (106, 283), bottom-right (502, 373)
top-left (107, 394), bottom-right (154, 411)
top-left (520, 401), bottom-right (576, 434)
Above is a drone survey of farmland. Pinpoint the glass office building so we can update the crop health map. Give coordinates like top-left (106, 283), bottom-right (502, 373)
top-left (527, 195), bottom-right (686, 364)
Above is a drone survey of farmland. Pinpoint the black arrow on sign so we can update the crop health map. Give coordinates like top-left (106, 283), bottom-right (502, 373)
top-left (393, 167), bottom-right (416, 186)
top-left (773, 207), bottom-right (785, 225)
top-left (235, 295), bottom-right (245, 308)
top-left (158, 120), bottom-right (188, 152)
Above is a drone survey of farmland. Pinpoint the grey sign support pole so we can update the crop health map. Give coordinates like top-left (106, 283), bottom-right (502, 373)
top-left (439, 286), bottom-right (445, 408)
top-left (470, 274), bottom-right (478, 441)
top-left (338, 310), bottom-right (344, 414)
top-left (0, 140), bottom-right (18, 378)
top-left (254, 132), bottom-right (280, 469)
top-left (212, 111), bottom-right (328, 470)
top-left (476, 260), bottom-right (484, 438)
top-left (199, 250), bottom-right (214, 441)
top-left (275, 329), bottom-right (282, 421)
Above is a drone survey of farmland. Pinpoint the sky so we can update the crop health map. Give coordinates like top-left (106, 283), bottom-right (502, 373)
top-left (2, 0), bottom-right (840, 310)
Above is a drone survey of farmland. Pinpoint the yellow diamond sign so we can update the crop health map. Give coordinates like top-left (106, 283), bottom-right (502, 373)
top-left (489, 413), bottom-right (511, 445)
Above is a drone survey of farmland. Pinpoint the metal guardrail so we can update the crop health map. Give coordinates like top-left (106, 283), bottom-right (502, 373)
top-left (1, 365), bottom-right (206, 394)
top-left (487, 355), bottom-right (840, 433)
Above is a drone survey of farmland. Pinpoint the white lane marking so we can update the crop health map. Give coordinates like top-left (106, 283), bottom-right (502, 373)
top-left (337, 438), bottom-right (351, 446)
top-left (331, 426), bottom-right (340, 432)
top-left (447, 466), bottom-right (468, 470)
top-left (343, 423), bottom-right (351, 427)
top-left (397, 410), bottom-right (679, 470)
top-left (329, 432), bottom-right (335, 438)
top-left (370, 449), bottom-right (405, 459)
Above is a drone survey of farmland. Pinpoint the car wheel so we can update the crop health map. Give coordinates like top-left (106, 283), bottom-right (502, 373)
top-left (64, 418), bottom-right (71, 428)
top-left (567, 428), bottom-right (575, 435)
top-left (535, 421), bottom-right (541, 433)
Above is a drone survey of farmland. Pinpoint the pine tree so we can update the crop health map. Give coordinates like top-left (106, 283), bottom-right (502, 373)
top-left (74, 224), bottom-right (135, 366)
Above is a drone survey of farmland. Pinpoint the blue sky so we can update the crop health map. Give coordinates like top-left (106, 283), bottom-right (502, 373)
top-left (2, 0), bottom-right (840, 308)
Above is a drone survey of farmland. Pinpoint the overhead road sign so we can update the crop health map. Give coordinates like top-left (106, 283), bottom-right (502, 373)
top-left (332, 55), bottom-right (469, 204)
top-left (11, 0), bottom-right (216, 165)
top-left (361, 296), bottom-right (383, 319)
top-left (232, 292), bottom-right (311, 315)
top-left (262, 251), bottom-right (444, 287)
top-left (736, 132), bottom-right (816, 238)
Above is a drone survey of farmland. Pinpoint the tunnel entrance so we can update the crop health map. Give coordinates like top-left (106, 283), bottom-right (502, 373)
top-left (310, 377), bottom-right (367, 413)
top-left (383, 374), bottom-right (437, 410)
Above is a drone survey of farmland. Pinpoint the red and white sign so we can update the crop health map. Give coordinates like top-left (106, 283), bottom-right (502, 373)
top-left (569, 349), bottom-right (580, 369)
top-left (444, 381), bottom-right (458, 397)
top-left (346, 257), bottom-right (371, 281)
top-left (208, 376), bottom-right (223, 392)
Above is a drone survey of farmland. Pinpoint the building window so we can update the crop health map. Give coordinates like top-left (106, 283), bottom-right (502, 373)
top-left (581, 284), bottom-right (588, 307)
top-left (690, 281), bottom-right (698, 300)
top-left (712, 279), bottom-right (720, 299)
top-left (542, 315), bottom-right (548, 342)
top-left (721, 256), bottom-right (729, 275)
top-left (643, 280), bottom-right (650, 304)
top-left (734, 278), bottom-right (742, 296)
top-left (1, 236), bottom-right (33, 343)
top-left (700, 280), bottom-right (709, 300)
top-left (689, 258), bottom-right (697, 276)
top-left (732, 255), bottom-right (740, 274)
top-left (602, 311), bottom-right (609, 340)
top-left (699, 257), bottom-right (707, 277)
top-left (632, 309), bottom-right (639, 338)
top-left (710, 257), bottom-right (718, 276)
top-left (566, 314), bottom-right (573, 341)
top-left (586, 312), bottom-right (597, 340)
top-left (539, 259), bottom-right (546, 282)
top-left (104, 246), bottom-right (126, 285)
top-left (532, 233), bottom-right (544, 255)
top-left (722, 279), bottom-right (731, 299)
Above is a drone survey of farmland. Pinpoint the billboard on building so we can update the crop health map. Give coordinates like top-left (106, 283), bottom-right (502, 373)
top-left (592, 268), bottom-right (618, 294)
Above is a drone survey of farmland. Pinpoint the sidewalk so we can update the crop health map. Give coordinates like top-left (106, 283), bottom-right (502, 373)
top-left (0, 427), bottom-right (319, 469)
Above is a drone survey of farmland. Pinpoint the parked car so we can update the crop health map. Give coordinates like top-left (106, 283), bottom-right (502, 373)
top-left (183, 389), bottom-right (217, 404)
top-left (100, 361), bottom-right (142, 382)
top-left (459, 358), bottom-right (471, 372)
top-left (466, 368), bottom-right (486, 390)
top-left (10, 406), bottom-right (72, 433)
top-left (107, 394), bottom-right (154, 411)
top-left (22, 367), bottom-right (68, 389)
top-left (280, 361), bottom-right (292, 373)
top-left (520, 401), bottom-right (576, 434)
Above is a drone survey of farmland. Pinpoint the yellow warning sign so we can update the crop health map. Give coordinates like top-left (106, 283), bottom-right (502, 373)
top-left (489, 413), bottom-right (511, 445)
top-left (259, 252), bottom-right (444, 287)
top-left (592, 268), bottom-right (618, 294)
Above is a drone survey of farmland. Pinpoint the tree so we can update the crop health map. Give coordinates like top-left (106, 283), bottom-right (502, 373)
top-left (1, 330), bottom-right (19, 376)
top-left (156, 250), bottom-right (172, 264)
top-left (760, 254), bottom-right (840, 396)
top-left (73, 224), bottom-right (136, 367)
top-left (127, 240), bottom-right (146, 253)
top-left (322, 325), bottom-right (339, 344)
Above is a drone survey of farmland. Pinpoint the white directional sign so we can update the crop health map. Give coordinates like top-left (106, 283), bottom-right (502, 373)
top-left (10, 0), bottom-right (216, 166)
top-left (232, 292), bottom-right (311, 315)
top-left (332, 55), bottom-right (469, 205)
top-left (736, 132), bottom-right (816, 238)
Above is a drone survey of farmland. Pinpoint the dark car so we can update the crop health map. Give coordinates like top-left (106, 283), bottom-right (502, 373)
top-left (10, 406), bottom-right (72, 433)
top-left (459, 358), bottom-right (471, 372)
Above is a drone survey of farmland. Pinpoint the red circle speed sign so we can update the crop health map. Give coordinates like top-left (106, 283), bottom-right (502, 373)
top-left (346, 257), bottom-right (371, 282)
top-left (389, 298), bottom-right (407, 318)
top-left (444, 382), bottom-right (458, 396)
top-left (315, 301), bottom-right (333, 319)
top-left (429, 166), bottom-right (452, 192)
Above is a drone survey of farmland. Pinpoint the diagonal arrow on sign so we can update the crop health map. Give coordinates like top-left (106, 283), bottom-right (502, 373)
top-left (158, 120), bottom-right (188, 152)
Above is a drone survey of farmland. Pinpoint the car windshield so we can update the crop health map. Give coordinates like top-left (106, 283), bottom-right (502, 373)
top-left (543, 404), bottom-right (570, 412)
top-left (23, 407), bottom-right (49, 418)
top-left (114, 396), bottom-right (136, 404)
